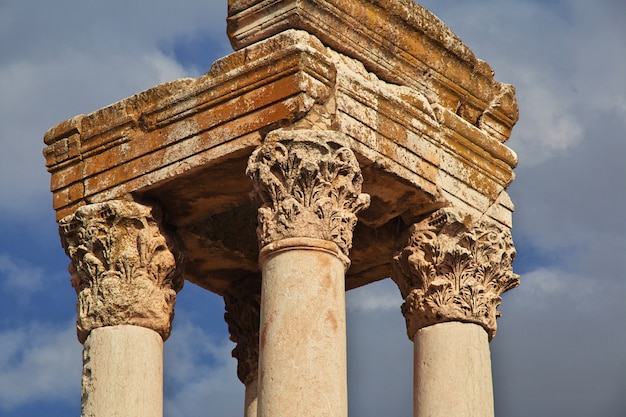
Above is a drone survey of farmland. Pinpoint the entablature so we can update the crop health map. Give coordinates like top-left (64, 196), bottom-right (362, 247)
top-left (43, 27), bottom-right (518, 293)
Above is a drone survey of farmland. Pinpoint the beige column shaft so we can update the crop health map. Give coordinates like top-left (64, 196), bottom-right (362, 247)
top-left (244, 379), bottom-right (258, 417)
top-left (257, 239), bottom-right (348, 417)
top-left (82, 325), bottom-right (163, 417)
top-left (413, 322), bottom-right (494, 417)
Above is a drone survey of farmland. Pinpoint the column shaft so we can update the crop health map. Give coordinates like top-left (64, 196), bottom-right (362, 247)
top-left (257, 240), bottom-right (348, 417)
top-left (413, 322), bottom-right (494, 417)
top-left (244, 379), bottom-right (258, 417)
top-left (82, 325), bottom-right (163, 417)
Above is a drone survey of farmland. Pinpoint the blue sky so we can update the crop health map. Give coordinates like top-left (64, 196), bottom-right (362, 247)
top-left (1, 1), bottom-right (625, 416)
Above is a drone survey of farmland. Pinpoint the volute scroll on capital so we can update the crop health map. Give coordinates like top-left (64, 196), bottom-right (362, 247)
top-left (58, 200), bottom-right (184, 343)
top-left (391, 208), bottom-right (519, 340)
top-left (246, 130), bottom-right (370, 262)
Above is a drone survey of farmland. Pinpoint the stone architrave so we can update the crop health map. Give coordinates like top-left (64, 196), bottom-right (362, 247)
top-left (391, 207), bottom-right (518, 417)
top-left (247, 129), bottom-right (369, 417)
top-left (59, 200), bottom-right (183, 417)
top-left (59, 200), bottom-right (184, 343)
top-left (223, 275), bottom-right (262, 417)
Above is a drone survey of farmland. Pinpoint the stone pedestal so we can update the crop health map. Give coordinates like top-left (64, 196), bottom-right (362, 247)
top-left (413, 322), bottom-right (494, 417)
top-left (257, 238), bottom-right (348, 417)
top-left (82, 325), bottom-right (164, 417)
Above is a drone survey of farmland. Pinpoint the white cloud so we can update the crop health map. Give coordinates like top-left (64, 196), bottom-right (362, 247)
top-left (491, 264), bottom-right (626, 417)
top-left (0, 0), bottom-right (230, 219)
top-left (0, 315), bottom-right (245, 416)
top-left (512, 73), bottom-right (584, 164)
top-left (518, 267), bottom-right (571, 297)
top-left (0, 321), bottom-right (81, 410)
top-left (420, 0), bottom-right (626, 168)
top-left (0, 48), bottom-right (190, 217)
top-left (511, 266), bottom-right (606, 314)
top-left (0, 252), bottom-right (46, 294)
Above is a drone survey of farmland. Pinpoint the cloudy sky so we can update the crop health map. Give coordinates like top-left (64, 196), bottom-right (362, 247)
top-left (1, 1), bottom-right (624, 416)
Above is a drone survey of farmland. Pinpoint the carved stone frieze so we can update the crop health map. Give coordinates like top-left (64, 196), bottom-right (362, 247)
top-left (59, 200), bottom-right (183, 343)
top-left (391, 208), bottom-right (519, 340)
top-left (246, 130), bottom-right (370, 257)
top-left (223, 275), bottom-right (261, 385)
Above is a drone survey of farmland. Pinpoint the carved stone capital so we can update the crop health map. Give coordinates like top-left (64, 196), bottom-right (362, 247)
top-left (246, 130), bottom-right (370, 259)
top-left (223, 275), bottom-right (261, 386)
top-left (391, 208), bottom-right (519, 340)
top-left (59, 200), bottom-right (183, 343)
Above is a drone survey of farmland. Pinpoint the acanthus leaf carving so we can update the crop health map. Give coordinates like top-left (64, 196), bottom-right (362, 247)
top-left (59, 200), bottom-right (183, 343)
top-left (223, 275), bottom-right (261, 386)
top-left (392, 208), bottom-right (519, 340)
top-left (246, 130), bottom-right (370, 258)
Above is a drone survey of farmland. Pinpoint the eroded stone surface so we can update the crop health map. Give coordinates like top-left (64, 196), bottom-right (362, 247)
top-left (82, 326), bottom-right (164, 417)
top-left (257, 241), bottom-right (348, 417)
top-left (59, 200), bottom-right (183, 343)
top-left (413, 322), bottom-right (494, 417)
top-left (227, 0), bottom-right (518, 142)
top-left (247, 130), bottom-right (370, 258)
top-left (224, 275), bottom-right (261, 386)
top-left (43, 31), bottom-right (335, 220)
top-left (391, 207), bottom-right (519, 340)
top-left (44, 7), bottom-right (518, 294)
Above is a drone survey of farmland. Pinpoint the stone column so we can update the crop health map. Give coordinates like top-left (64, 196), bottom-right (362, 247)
top-left (247, 130), bottom-right (370, 417)
top-left (391, 208), bottom-right (519, 417)
top-left (224, 275), bottom-right (262, 417)
top-left (59, 200), bottom-right (183, 417)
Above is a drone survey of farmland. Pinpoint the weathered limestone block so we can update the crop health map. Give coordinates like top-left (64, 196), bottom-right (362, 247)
top-left (58, 200), bottom-right (183, 343)
top-left (247, 129), bottom-right (370, 260)
top-left (227, 0), bottom-right (518, 142)
top-left (322, 45), bottom-right (517, 227)
top-left (43, 31), bottom-right (336, 220)
top-left (392, 207), bottom-right (519, 340)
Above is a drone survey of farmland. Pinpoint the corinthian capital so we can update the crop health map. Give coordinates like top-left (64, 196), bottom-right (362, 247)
top-left (59, 200), bottom-right (183, 343)
top-left (246, 130), bottom-right (370, 258)
top-left (391, 208), bottom-right (519, 340)
top-left (223, 275), bottom-right (261, 386)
